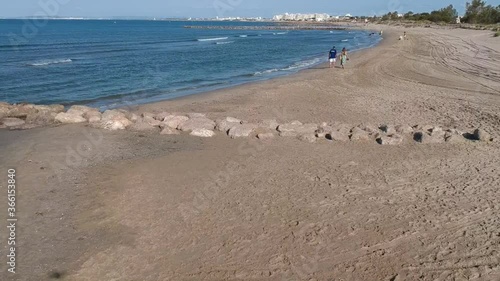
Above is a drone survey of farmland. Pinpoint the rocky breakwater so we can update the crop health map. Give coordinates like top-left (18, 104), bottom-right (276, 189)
top-left (0, 102), bottom-right (496, 146)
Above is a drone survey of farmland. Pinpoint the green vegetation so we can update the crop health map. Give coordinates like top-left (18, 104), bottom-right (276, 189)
top-left (463, 0), bottom-right (500, 24)
top-left (379, 0), bottom-right (499, 25)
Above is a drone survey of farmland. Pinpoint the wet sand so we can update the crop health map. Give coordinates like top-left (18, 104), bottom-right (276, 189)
top-left (1, 25), bottom-right (499, 281)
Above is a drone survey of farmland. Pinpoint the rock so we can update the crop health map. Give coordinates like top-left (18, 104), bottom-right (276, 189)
top-left (141, 112), bottom-right (155, 118)
top-left (115, 109), bottom-right (138, 121)
top-left (26, 111), bottom-right (57, 125)
top-left (315, 127), bottom-right (328, 138)
top-left (298, 133), bottom-right (317, 143)
top-left (190, 129), bottom-right (215, 137)
top-left (278, 122), bottom-right (317, 135)
top-left (162, 115), bottom-right (189, 129)
top-left (1, 117), bottom-right (26, 127)
top-left (228, 124), bottom-right (258, 138)
top-left (215, 119), bottom-right (240, 133)
top-left (395, 124), bottom-right (414, 134)
top-left (93, 120), bottom-right (126, 130)
top-left (279, 131), bottom-right (298, 137)
top-left (326, 131), bottom-right (349, 142)
top-left (377, 134), bottom-right (403, 145)
top-left (34, 104), bottom-right (64, 114)
top-left (445, 134), bottom-right (467, 144)
top-left (225, 117), bottom-right (242, 123)
top-left (177, 117), bottom-right (215, 132)
top-left (350, 127), bottom-right (371, 141)
top-left (187, 113), bottom-right (206, 119)
top-left (128, 120), bottom-right (161, 132)
top-left (102, 109), bottom-right (125, 120)
top-left (414, 131), bottom-right (445, 144)
top-left (379, 124), bottom-right (397, 135)
top-left (8, 104), bottom-right (37, 118)
top-left (67, 105), bottom-right (97, 116)
top-left (160, 127), bottom-right (180, 135)
top-left (55, 112), bottom-right (87, 124)
top-left (473, 128), bottom-right (492, 142)
top-left (359, 124), bottom-right (380, 134)
top-left (84, 111), bottom-right (102, 123)
top-left (257, 132), bottom-right (275, 140)
top-left (154, 112), bottom-right (171, 121)
top-left (142, 116), bottom-right (162, 127)
top-left (0, 105), bottom-right (11, 119)
top-left (98, 110), bottom-right (132, 129)
top-left (259, 119), bottom-right (280, 130)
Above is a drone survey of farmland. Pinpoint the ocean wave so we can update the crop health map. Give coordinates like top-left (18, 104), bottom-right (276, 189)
top-left (341, 39), bottom-right (349, 42)
top-left (197, 37), bottom-right (228, 42)
top-left (215, 41), bottom-right (234, 45)
top-left (254, 68), bottom-right (279, 76)
top-left (29, 59), bottom-right (73, 66)
top-left (239, 35), bottom-right (248, 38)
top-left (280, 58), bottom-right (322, 71)
top-left (273, 32), bottom-right (288, 35)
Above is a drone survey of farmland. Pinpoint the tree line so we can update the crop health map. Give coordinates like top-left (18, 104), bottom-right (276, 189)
top-left (380, 0), bottom-right (499, 24)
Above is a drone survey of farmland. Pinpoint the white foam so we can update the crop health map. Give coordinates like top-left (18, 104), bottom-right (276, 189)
top-left (215, 41), bottom-right (234, 45)
top-left (280, 58), bottom-right (322, 71)
top-left (29, 59), bottom-right (72, 66)
top-left (342, 39), bottom-right (349, 42)
top-left (273, 32), bottom-right (287, 35)
top-left (197, 37), bottom-right (229, 42)
top-left (254, 68), bottom-right (279, 76)
top-left (239, 35), bottom-right (248, 38)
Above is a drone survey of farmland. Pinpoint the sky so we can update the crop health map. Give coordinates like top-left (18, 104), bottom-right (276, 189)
top-left (2, 0), bottom-right (498, 18)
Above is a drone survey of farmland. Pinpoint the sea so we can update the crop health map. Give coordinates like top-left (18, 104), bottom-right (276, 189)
top-left (0, 20), bottom-right (381, 109)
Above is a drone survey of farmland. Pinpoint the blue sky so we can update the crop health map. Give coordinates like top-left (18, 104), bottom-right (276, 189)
top-left (2, 0), bottom-right (497, 18)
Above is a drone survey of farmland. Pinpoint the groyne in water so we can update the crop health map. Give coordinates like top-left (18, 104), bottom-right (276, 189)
top-left (184, 25), bottom-right (347, 31)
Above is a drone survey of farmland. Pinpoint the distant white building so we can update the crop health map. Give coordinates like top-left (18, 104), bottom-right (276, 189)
top-left (273, 13), bottom-right (331, 22)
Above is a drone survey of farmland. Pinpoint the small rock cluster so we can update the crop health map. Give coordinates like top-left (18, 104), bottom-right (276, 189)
top-left (0, 103), bottom-right (495, 145)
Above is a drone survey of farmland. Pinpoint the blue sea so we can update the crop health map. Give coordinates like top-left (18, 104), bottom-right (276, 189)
top-left (0, 20), bottom-right (381, 108)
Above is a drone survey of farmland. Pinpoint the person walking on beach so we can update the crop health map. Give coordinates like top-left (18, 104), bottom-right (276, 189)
top-left (340, 47), bottom-right (348, 69)
top-left (328, 46), bottom-right (337, 68)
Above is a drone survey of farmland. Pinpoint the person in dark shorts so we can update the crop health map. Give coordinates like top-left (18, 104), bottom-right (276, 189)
top-left (328, 46), bottom-right (337, 68)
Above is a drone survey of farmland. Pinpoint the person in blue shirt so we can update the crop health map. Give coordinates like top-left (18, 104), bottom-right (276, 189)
top-left (329, 46), bottom-right (337, 68)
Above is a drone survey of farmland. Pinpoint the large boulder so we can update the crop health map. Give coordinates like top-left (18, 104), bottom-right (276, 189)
top-left (228, 124), bottom-right (258, 138)
top-left (55, 112), bottom-right (87, 124)
top-left (84, 111), bottom-right (102, 123)
top-left (128, 119), bottom-right (161, 132)
top-left (379, 124), bottom-right (397, 135)
top-left (350, 127), bottom-right (371, 141)
top-left (414, 131), bottom-right (445, 144)
top-left (377, 134), bottom-right (404, 145)
top-left (473, 128), bottom-right (492, 142)
top-left (102, 109), bottom-right (127, 121)
top-left (177, 117), bottom-right (215, 132)
top-left (0, 103), bottom-right (11, 119)
top-left (142, 116), bottom-right (162, 127)
top-left (67, 105), bottom-right (97, 116)
top-left (257, 132), bottom-right (275, 140)
top-left (8, 104), bottom-right (37, 118)
top-left (190, 129), bottom-right (215, 137)
top-left (26, 111), bottom-right (57, 125)
top-left (160, 127), bottom-right (180, 135)
top-left (215, 118), bottom-right (241, 133)
top-left (259, 119), bottom-right (280, 130)
top-left (155, 111), bottom-right (171, 121)
top-left (162, 115), bottom-right (189, 129)
top-left (34, 104), bottom-right (64, 114)
top-left (96, 109), bottom-right (132, 129)
top-left (395, 124), bottom-right (414, 134)
top-left (298, 133), bottom-right (317, 143)
top-left (1, 117), bottom-right (26, 127)
top-left (277, 122), bottom-right (318, 136)
top-left (326, 131), bottom-right (349, 142)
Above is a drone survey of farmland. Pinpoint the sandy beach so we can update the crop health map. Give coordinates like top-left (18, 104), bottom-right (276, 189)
top-left (1, 25), bottom-right (499, 281)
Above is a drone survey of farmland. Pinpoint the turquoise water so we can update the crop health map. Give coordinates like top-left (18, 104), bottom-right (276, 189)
top-left (0, 20), bottom-right (381, 108)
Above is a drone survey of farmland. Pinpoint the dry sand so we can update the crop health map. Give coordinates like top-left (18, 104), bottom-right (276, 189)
top-left (0, 26), bottom-right (499, 281)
